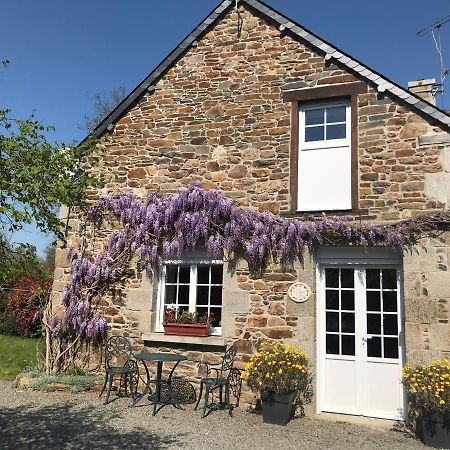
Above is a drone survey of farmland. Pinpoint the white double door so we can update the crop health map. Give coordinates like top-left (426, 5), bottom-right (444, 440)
top-left (317, 250), bottom-right (405, 420)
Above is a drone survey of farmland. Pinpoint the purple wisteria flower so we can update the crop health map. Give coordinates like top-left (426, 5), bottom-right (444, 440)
top-left (51, 180), bottom-right (435, 350)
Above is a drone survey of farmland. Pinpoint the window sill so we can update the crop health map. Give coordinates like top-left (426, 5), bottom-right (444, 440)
top-left (281, 209), bottom-right (373, 219)
top-left (142, 332), bottom-right (227, 348)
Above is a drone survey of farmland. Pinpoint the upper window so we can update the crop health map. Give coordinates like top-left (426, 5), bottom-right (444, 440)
top-left (298, 100), bottom-right (352, 211)
top-left (156, 260), bottom-right (223, 335)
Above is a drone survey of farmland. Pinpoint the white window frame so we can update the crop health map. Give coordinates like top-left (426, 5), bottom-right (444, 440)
top-left (156, 258), bottom-right (224, 335)
top-left (298, 99), bottom-right (352, 212)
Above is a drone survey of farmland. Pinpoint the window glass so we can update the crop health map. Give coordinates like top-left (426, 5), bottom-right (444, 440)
top-left (367, 313), bottom-right (381, 334)
top-left (383, 314), bottom-right (398, 336)
top-left (326, 334), bottom-right (339, 355)
top-left (341, 290), bottom-right (355, 311)
top-left (303, 104), bottom-right (347, 143)
top-left (327, 106), bottom-right (346, 123)
top-left (305, 108), bottom-right (324, 125)
top-left (366, 291), bottom-right (381, 311)
top-left (367, 336), bottom-right (382, 358)
top-left (383, 291), bottom-right (397, 312)
top-left (341, 335), bottom-right (355, 356)
top-left (382, 269), bottom-right (397, 289)
top-left (325, 268), bottom-right (339, 288)
top-left (196, 286), bottom-right (209, 305)
top-left (366, 269), bottom-right (380, 289)
top-left (211, 265), bottom-right (223, 284)
top-left (326, 290), bottom-right (339, 310)
top-left (384, 337), bottom-right (399, 359)
top-left (210, 286), bottom-right (222, 305)
top-left (165, 285), bottom-right (176, 304)
top-left (326, 124), bottom-right (346, 140)
top-left (326, 312), bottom-right (339, 332)
top-left (305, 126), bottom-right (324, 142)
top-left (340, 269), bottom-right (354, 288)
top-left (179, 266), bottom-right (190, 283)
top-left (341, 312), bottom-right (355, 333)
top-left (166, 266), bottom-right (178, 283)
top-left (197, 266), bottom-right (210, 285)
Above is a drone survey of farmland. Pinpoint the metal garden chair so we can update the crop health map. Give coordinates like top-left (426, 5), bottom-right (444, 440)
top-left (99, 336), bottom-right (139, 404)
top-left (194, 344), bottom-right (241, 418)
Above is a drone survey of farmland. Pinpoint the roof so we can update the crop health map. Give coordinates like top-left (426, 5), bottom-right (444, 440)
top-left (87, 0), bottom-right (450, 141)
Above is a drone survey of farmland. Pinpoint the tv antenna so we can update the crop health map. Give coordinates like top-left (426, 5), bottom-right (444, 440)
top-left (417, 14), bottom-right (450, 108)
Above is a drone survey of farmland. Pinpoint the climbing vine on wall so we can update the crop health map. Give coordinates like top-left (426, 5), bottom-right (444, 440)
top-left (47, 181), bottom-right (450, 373)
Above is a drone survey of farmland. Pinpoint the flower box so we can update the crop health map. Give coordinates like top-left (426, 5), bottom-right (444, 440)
top-left (162, 322), bottom-right (210, 337)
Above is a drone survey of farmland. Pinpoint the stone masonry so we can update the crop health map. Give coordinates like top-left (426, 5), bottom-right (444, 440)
top-left (52, 4), bottom-right (450, 406)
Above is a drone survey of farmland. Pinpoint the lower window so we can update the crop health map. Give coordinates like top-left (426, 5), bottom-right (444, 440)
top-left (156, 260), bottom-right (224, 335)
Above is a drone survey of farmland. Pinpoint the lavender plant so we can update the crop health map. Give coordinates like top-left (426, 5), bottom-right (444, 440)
top-left (48, 181), bottom-right (449, 373)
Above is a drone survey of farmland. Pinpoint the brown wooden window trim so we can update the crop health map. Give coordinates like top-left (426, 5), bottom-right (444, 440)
top-left (287, 82), bottom-right (367, 214)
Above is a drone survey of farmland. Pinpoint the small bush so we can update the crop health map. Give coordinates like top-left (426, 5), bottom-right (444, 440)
top-left (0, 310), bottom-right (17, 335)
top-left (15, 370), bottom-right (95, 392)
top-left (7, 277), bottom-right (51, 337)
top-left (403, 358), bottom-right (450, 414)
top-left (65, 365), bottom-right (89, 376)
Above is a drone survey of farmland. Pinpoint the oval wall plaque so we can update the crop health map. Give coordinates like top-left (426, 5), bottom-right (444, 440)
top-left (288, 282), bottom-right (311, 303)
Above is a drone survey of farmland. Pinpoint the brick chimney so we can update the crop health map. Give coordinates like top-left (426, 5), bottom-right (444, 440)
top-left (408, 78), bottom-right (437, 105)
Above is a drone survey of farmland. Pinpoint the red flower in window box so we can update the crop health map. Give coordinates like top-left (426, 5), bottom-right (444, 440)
top-left (163, 308), bottom-right (212, 337)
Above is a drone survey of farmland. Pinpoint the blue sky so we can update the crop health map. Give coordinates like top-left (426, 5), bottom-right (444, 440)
top-left (2, 0), bottom-right (449, 256)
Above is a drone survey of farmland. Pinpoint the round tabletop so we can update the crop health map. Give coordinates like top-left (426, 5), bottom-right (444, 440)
top-left (134, 352), bottom-right (187, 363)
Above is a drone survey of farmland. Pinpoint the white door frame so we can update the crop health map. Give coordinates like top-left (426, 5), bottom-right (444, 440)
top-left (315, 247), bottom-right (406, 420)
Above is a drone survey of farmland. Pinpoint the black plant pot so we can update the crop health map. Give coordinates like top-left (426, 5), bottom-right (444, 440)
top-left (261, 391), bottom-right (296, 426)
top-left (420, 413), bottom-right (450, 449)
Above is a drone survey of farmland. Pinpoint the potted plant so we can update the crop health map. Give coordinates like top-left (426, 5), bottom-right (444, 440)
top-left (402, 358), bottom-right (450, 448)
top-left (241, 340), bottom-right (310, 425)
top-left (162, 308), bottom-right (213, 337)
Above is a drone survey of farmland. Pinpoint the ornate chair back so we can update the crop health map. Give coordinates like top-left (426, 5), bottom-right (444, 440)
top-left (104, 336), bottom-right (133, 370)
top-left (219, 344), bottom-right (237, 379)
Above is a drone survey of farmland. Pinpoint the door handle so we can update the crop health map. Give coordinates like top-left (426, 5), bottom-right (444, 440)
top-left (362, 336), bottom-right (373, 342)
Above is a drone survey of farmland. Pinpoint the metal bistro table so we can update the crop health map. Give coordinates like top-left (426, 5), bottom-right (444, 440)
top-left (132, 352), bottom-right (187, 415)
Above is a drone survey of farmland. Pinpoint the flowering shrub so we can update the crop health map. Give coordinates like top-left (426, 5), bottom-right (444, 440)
top-left (50, 181), bottom-right (449, 373)
top-left (402, 359), bottom-right (450, 414)
top-left (164, 308), bottom-right (213, 325)
top-left (7, 277), bottom-right (51, 337)
top-left (241, 341), bottom-right (309, 395)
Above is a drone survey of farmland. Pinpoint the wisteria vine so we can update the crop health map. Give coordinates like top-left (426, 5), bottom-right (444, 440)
top-left (49, 181), bottom-right (450, 371)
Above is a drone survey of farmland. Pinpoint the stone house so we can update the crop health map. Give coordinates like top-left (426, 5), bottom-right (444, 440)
top-left (53, 0), bottom-right (450, 420)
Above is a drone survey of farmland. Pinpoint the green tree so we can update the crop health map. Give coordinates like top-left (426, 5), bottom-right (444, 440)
top-left (81, 85), bottom-right (127, 132)
top-left (0, 109), bottom-right (96, 242)
top-left (0, 60), bottom-right (97, 248)
top-left (42, 242), bottom-right (56, 271)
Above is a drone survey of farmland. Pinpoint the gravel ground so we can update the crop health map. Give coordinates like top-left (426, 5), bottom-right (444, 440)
top-left (0, 380), bottom-right (426, 450)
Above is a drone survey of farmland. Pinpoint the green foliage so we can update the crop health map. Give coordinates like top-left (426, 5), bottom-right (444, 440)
top-left (0, 108), bottom-right (97, 244)
top-left (0, 236), bottom-right (51, 336)
top-left (0, 235), bottom-right (48, 291)
top-left (65, 364), bottom-right (89, 376)
top-left (0, 334), bottom-right (45, 380)
top-left (42, 242), bottom-right (56, 271)
top-left (163, 307), bottom-right (212, 324)
top-left (14, 369), bottom-right (95, 392)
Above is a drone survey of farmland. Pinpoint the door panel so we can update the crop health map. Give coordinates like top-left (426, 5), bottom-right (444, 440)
top-left (365, 361), bottom-right (403, 419)
top-left (320, 264), bottom-right (404, 420)
top-left (324, 358), bottom-right (358, 414)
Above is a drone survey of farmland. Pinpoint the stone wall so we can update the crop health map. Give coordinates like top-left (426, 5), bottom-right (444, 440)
top-left (51, 4), bottom-right (450, 406)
